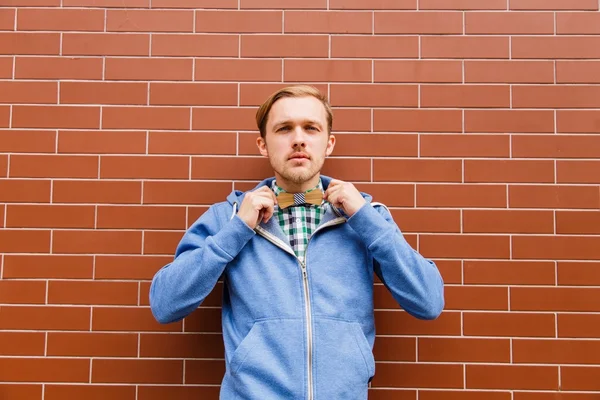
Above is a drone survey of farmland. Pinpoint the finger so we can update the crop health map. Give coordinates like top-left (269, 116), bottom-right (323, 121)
top-left (324, 183), bottom-right (342, 201)
top-left (262, 201), bottom-right (275, 222)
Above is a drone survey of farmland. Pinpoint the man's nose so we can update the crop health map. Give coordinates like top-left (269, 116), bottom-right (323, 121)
top-left (291, 126), bottom-right (306, 147)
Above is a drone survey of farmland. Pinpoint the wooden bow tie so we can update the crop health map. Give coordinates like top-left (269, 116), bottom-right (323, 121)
top-left (277, 189), bottom-right (323, 209)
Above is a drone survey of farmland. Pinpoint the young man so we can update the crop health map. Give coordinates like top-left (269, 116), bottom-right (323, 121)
top-left (149, 85), bottom-right (445, 400)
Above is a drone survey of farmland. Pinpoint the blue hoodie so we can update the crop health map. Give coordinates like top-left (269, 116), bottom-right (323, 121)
top-left (149, 175), bottom-right (445, 400)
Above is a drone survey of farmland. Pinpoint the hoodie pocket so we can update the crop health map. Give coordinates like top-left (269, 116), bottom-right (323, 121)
top-left (224, 318), bottom-right (305, 400)
top-left (313, 318), bottom-right (375, 400)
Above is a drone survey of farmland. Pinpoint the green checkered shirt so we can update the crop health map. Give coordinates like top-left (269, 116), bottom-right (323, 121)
top-left (271, 179), bottom-right (326, 261)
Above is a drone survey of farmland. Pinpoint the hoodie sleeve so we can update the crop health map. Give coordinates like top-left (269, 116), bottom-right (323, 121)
top-left (149, 203), bottom-right (256, 324)
top-left (346, 203), bottom-right (445, 320)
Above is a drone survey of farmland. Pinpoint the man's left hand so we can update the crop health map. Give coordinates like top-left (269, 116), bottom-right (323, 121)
top-left (323, 179), bottom-right (366, 217)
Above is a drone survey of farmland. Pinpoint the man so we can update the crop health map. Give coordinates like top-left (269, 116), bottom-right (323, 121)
top-left (149, 85), bottom-right (445, 400)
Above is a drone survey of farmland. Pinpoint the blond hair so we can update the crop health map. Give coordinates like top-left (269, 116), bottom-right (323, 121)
top-left (255, 85), bottom-right (333, 138)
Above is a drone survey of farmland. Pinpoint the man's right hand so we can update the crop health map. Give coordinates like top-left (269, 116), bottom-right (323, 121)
top-left (237, 186), bottom-right (278, 229)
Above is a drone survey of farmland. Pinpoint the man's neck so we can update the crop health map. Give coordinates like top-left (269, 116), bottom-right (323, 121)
top-left (274, 174), bottom-right (321, 193)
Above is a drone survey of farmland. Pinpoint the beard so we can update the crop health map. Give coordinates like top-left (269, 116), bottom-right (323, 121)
top-left (270, 154), bottom-right (325, 186)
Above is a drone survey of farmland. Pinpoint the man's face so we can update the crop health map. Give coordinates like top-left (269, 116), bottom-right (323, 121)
top-left (257, 96), bottom-right (335, 188)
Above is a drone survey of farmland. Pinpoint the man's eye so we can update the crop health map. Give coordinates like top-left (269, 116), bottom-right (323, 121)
top-left (306, 126), bottom-right (317, 131)
top-left (277, 126), bottom-right (290, 132)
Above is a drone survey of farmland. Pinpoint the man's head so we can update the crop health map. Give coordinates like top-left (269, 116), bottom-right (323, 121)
top-left (255, 85), bottom-right (336, 191)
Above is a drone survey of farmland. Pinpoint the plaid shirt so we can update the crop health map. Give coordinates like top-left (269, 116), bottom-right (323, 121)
top-left (271, 179), bottom-right (326, 261)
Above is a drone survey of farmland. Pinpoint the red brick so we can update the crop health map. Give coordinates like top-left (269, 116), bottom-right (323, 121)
top-left (389, 209), bottom-right (460, 233)
top-left (467, 365), bottom-right (558, 390)
top-left (47, 332), bottom-right (138, 357)
top-left (242, 0), bottom-right (326, 8)
top-left (98, 206), bottom-right (186, 229)
top-left (151, 0), bottom-right (234, 7)
top-left (421, 392), bottom-right (510, 400)
top-left (325, 133), bottom-right (418, 157)
top-left (143, 181), bottom-right (232, 205)
top-left (61, 82), bottom-right (147, 105)
top-left (152, 34), bottom-right (238, 57)
top-left (510, 0), bottom-right (598, 10)
top-left (107, 10), bottom-right (193, 32)
top-left (0, 229), bottom-right (50, 253)
top-left (557, 12), bottom-right (600, 34)
top-left (93, 359), bottom-right (183, 384)
top-left (330, 84), bottom-right (417, 107)
top-left (140, 333), bottom-right (224, 358)
top-left (329, 0), bottom-right (415, 9)
top-left (93, 307), bottom-right (181, 332)
top-left (514, 135), bottom-right (600, 158)
top-left (150, 83), bottom-right (237, 106)
top-left (0, 385), bottom-right (42, 399)
top-left (372, 363), bottom-right (463, 389)
top-left (332, 108), bottom-right (371, 131)
top-left (374, 159), bottom-right (462, 182)
top-left (95, 255), bottom-right (168, 280)
top-left (466, 12), bottom-right (553, 34)
top-left (375, 310), bottom-right (461, 335)
top-left (0, 130), bottom-right (56, 153)
top-left (195, 58), bottom-right (282, 81)
top-left (0, 358), bottom-right (90, 383)
top-left (376, 11), bottom-right (461, 34)
top-left (557, 61), bottom-right (600, 83)
top-left (374, 109), bottom-right (462, 132)
top-left (373, 337), bottom-right (416, 361)
top-left (464, 312), bottom-right (555, 337)
top-left (183, 307), bottom-right (222, 333)
top-left (0, 81), bottom-right (56, 104)
top-left (45, 385), bottom-right (136, 400)
top-left (242, 34), bottom-right (328, 57)
top-left (433, 260), bottom-right (462, 285)
top-left (10, 154), bottom-right (98, 179)
top-left (464, 160), bottom-right (554, 183)
top-left (464, 260), bottom-right (555, 285)
top-left (557, 110), bottom-right (600, 133)
top-left (64, 0), bottom-right (149, 5)
top-left (18, 8), bottom-right (104, 31)
top-left (510, 185), bottom-right (599, 209)
top-left (286, 11), bottom-right (370, 33)
top-left (464, 210), bottom-right (554, 234)
top-left (421, 0), bottom-right (506, 9)
top-left (323, 158), bottom-right (373, 181)
top-left (512, 287), bottom-right (600, 312)
top-left (182, 360), bottom-right (223, 384)
top-left (559, 314), bottom-right (600, 338)
top-left (58, 130), bottom-right (146, 154)
top-left (49, 281), bottom-right (138, 305)
top-left (420, 235), bottom-right (510, 259)
top-left (197, 10), bottom-right (281, 33)
top-left (422, 36), bottom-right (509, 59)
top-left (239, 83), bottom-right (328, 106)
top-left (192, 107), bottom-right (256, 130)
top-left (514, 394), bottom-right (600, 400)
top-left (53, 180), bottom-right (141, 204)
top-left (103, 107), bottom-right (190, 130)
top-left (101, 156), bottom-right (188, 179)
top-left (0, 8), bottom-right (14, 30)
top-left (447, 286), bottom-right (509, 310)
top-left (63, 33), bottom-right (150, 56)
top-left (369, 389), bottom-right (416, 400)
top-left (417, 184), bottom-right (507, 208)
top-left (144, 231), bottom-right (184, 255)
top-left (465, 110), bottom-right (554, 133)
top-left (354, 183), bottom-right (414, 207)
top-left (512, 37), bottom-right (600, 59)
top-left (106, 57), bottom-right (193, 81)
top-left (12, 105), bottom-right (100, 129)
top-left (0, 154), bottom-right (6, 177)
top-left (0, 305), bottom-right (90, 330)
top-left (332, 35), bottom-right (418, 58)
top-left (562, 367), bottom-right (600, 391)
top-left (514, 86), bottom-right (600, 108)
top-left (6, 204), bottom-right (94, 228)
top-left (138, 386), bottom-right (221, 400)
top-left (285, 59), bottom-right (371, 82)
top-left (188, 206), bottom-right (210, 226)
top-left (558, 262), bottom-right (600, 286)
top-left (149, 131), bottom-right (236, 155)
top-left (513, 236), bottom-right (600, 260)
top-left (3, 255), bottom-right (93, 279)
top-left (513, 339), bottom-right (600, 364)
top-left (419, 338), bottom-right (510, 363)
top-left (421, 135), bottom-right (508, 158)
top-left (465, 60), bottom-right (554, 83)
top-left (0, 179), bottom-right (50, 203)
top-left (0, 56), bottom-right (12, 78)
top-left (0, 104), bottom-right (7, 126)
top-left (557, 211), bottom-right (600, 235)
top-left (0, 32), bottom-right (60, 55)
top-left (375, 60), bottom-right (462, 83)
top-left (421, 85), bottom-right (510, 108)
top-left (53, 230), bottom-right (142, 254)
top-left (16, 56), bottom-right (102, 80)
top-left (0, 280), bottom-right (45, 304)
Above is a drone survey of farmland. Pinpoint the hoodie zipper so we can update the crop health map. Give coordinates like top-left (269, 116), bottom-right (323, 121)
top-left (255, 217), bottom-right (345, 400)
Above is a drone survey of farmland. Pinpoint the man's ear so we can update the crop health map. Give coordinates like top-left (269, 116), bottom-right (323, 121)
top-left (325, 134), bottom-right (336, 157)
top-left (257, 135), bottom-right (268, 157)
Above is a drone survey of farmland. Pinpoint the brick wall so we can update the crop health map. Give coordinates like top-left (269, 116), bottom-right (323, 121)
top-left (1, 1), bottom-right (600, 399)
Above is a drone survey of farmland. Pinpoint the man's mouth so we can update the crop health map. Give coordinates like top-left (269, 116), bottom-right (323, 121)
top-left (289, 153), bottom-right (310, 160)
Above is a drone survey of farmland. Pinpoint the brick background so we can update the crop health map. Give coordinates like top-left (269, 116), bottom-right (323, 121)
top-left (0, 1), bottom-right (599, 399)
